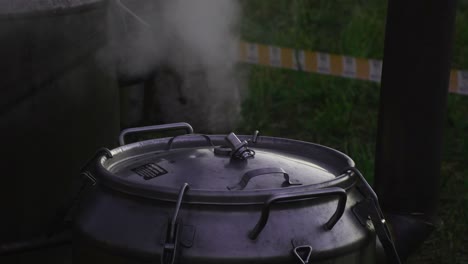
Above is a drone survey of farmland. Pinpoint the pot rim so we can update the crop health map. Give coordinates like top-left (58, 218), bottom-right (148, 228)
top-left (92, 134), bottom-right (358, 205)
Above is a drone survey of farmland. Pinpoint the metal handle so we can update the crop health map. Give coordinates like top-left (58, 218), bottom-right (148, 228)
top-left (119, 122), bottom-right (194, 146)
top-left (167, 134), bottom-right (214, 150)
top-left (227, 168), bottom-right (301, 190)
top-left (249, 187), bottom-right (347, 240)
top-left (162, 183), bottom-right (190, 264)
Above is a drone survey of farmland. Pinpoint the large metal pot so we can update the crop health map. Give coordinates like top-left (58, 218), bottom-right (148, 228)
top-left (74, 123), bottom-right (400, 263)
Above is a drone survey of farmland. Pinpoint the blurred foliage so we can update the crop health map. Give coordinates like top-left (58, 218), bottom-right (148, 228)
top-left (240, 0), bottom-right (386, 58)
top-left (454, 4), bottom-right (468, 68)
top-left (241, 0), bottom-right (468, 67)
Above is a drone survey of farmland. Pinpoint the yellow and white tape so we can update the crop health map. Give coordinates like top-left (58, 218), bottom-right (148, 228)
top-left (239, 41), bottom-right (468, 96)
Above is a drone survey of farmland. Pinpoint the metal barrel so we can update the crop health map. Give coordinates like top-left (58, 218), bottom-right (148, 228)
top-left (0, 1), bottom-right (120, 262)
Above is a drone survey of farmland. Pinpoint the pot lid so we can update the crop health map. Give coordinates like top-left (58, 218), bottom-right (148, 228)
top-left (96, 133), bottom-right (355, 204)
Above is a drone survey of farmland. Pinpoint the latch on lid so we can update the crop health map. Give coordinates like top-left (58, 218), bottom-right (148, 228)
top-left (225, 132), bottom-right (255, 160)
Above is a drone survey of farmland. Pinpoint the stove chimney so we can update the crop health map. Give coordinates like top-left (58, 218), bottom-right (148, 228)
top-left (375, 0), bottom-right (457, 260)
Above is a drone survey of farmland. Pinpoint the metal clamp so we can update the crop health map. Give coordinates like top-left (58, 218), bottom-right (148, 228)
top-left (227, 167), bottom-right (301, 190)
top-left (162, 183), bottom-right (190, 264)
top-left (119, 122), bottom-right (194, 146)
top-left (51, 148), bottom-right (113, 234)
top-left (225, 132), bottom-right (255, 160)
top-left (249, 187), bottom-right (347, 240)
top-left (79, 148), bottom-right (113, 182)
top-left (343, 167), bottom-right (401, 264)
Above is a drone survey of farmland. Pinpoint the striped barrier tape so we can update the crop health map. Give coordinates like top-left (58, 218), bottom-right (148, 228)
top-left (239, 41), bottom-right (468, 96)
top-left (113, 2), bottom-right (468, 96)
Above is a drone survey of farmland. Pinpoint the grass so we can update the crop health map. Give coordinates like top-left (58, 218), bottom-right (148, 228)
top-left (237, 1), bottom-right (468, 263)
top-left (237, 67), bottom-right (380, 180)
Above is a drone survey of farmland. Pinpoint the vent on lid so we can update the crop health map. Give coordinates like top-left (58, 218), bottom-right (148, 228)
top-left (132, 163), bottom-right (167, 180)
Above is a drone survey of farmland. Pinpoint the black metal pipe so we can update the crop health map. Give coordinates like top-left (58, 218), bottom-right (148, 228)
top-left (375, 0), bottom-right (457, 260)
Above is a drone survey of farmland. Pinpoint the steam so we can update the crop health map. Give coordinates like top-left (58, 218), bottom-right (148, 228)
top-left (108, 0), bottom-right (243, 132)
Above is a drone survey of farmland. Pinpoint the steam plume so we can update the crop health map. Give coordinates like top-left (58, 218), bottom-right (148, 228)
top-left (108, 0), bottom-right (243, 132)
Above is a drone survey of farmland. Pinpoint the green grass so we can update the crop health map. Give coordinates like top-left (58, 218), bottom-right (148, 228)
top-left (237, 66), bottom-right (380, 180)
top-left (238, 1), bottom-right (468, 263)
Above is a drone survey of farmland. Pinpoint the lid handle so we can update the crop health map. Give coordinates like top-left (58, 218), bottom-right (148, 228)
top-left (227, 167), bottom-right (302, 190)
top-left (167, 134), bottom-right (214, 150)
top-left (119, 122), bottom-right (194, 146)
top-left (248, 187), bottom-right (347, 240)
